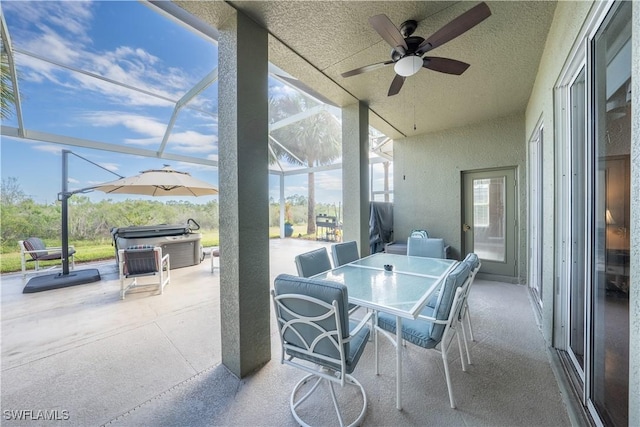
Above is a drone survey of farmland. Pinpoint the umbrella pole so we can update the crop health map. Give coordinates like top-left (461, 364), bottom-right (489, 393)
top-left (22, 150), bottom-right (101, 293)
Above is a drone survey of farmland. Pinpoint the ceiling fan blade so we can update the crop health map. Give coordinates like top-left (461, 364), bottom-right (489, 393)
top-left (417, 2), bottom-right (491, 54)
top-left (388, 74), bottom-right (406, 96)
top-left (341, 60), bottom-right (394, 78)
top-left (369, 14), bottom-right (408, 51)
top-left (423, 57), bottom-right (470, 75)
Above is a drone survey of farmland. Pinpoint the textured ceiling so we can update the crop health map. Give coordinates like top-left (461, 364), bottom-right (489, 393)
top-left (176, 1), bottom-right (557, 139)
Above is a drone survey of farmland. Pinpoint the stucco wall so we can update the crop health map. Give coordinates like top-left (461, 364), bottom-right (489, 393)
top-left (393, 113), bottom-right (526, 281)
top-left (524, 0), bottom-right (638, 420)
top-left (524, 0), bottom-right (593, 343)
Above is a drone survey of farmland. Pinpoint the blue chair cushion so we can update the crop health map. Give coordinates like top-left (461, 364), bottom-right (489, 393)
top-left (377, 262), bottom-right (471, 347)
top-left (430, 262), bottom-right (471, 340)
top-left (274, 274), bottom-right (357, 370)
top-left (378, 311), bottom-right (439, 349)
top-left (463, 253), bottom-right (480, 271)
top-left (345, 318), bottom-right (370, 374)
top-left (407, 237), bottom-right (446, 258)
top-left (426, 287), bottom-right (441, 309)
top-left (295, 248), bottom-right (332, 278)
top-left (284, 317), bottom-right (370, 373)
top-left (331, 241), bottom-right (360, 267)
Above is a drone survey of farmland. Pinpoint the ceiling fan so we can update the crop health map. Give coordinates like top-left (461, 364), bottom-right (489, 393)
top-left (341, 2), bottom-right (491, 96)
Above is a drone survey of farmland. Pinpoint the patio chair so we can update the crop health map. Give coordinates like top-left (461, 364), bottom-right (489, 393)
top-left (19, 237), bottom-right (76, 278)
top-left (294, 247), bottom-right (333, 278)
top-left (376, 261), bottom-right (472, 409)
top-left (407, 236), bottom-right (446, 258)
top-left (272, 274), bottom-right (372, 427)
top-left (421, 252), bottom-right (481, 368)
top-left (118, 245), bottom-right (170, 300)
top-left (331, 240), bottom-right (360, 267)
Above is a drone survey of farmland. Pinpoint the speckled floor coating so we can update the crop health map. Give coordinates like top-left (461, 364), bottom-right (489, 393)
top-left (1, 239), bottom-right (570, 426)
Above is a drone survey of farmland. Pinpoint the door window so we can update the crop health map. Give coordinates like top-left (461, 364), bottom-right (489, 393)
top-left (472, 177), bottom-right (506, 262)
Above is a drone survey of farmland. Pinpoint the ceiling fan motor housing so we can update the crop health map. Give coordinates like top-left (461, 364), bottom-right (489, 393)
top-left (399, 19), bottom-right (418, 37)
top-left (390, 36), bottom-right (425, 61)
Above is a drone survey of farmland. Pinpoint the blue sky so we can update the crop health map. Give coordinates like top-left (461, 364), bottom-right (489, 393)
top-left (1, 1), bottom-right (389, 207)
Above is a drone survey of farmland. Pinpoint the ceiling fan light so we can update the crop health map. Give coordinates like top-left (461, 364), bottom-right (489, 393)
top-left (394, 55), bottom-right (423, 77)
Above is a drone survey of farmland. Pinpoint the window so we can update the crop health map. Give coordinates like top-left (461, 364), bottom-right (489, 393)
top-left (473, 179), bottom-right (490, 227)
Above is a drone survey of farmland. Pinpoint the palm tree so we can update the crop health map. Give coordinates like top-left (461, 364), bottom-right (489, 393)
top-left (269, 93), bottom-right (341, 235)
top-left (1, 42), bottom-right (17, 119)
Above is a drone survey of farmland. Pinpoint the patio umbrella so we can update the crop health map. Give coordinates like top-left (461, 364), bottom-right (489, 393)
top-left (89, 166), bottom-right (218, 197)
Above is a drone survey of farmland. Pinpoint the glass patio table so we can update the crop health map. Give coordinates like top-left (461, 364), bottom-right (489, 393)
top-left (313, 252), bottom-right (458, 410)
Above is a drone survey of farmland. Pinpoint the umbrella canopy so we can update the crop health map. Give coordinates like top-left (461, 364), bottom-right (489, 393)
top-left (90, 166), bottom-right (218, 197)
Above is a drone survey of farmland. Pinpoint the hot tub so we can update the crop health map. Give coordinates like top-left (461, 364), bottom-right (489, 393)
top-left (111, 222), bottom-right (203, 269)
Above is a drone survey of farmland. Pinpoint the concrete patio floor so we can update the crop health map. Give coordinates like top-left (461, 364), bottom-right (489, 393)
top-left (1, 239), bottom-right (571, 426)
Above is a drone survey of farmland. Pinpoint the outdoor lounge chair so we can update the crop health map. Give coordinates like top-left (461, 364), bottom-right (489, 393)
top-left (118, 245), bottom-right (170, 299)
top-left (272, 274), bottom-right (372, 426)
top-left (19, 237), bottom-right (76, 278)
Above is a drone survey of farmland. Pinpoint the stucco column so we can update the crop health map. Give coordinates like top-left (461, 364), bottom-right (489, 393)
top-left (629, 2), bottom-right (639, 424)
top-left (218, 11), bottom-right (270, 378)
top-left (342, 102), bottom-right (370, 256)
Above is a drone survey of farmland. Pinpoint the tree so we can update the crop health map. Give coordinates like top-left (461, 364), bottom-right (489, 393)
top-left (1, 43), bottom-right (17, 120)
top-left (269, 93), bottom-right (341, 234)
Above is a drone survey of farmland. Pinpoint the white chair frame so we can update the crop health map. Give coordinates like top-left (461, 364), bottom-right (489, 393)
top-left (459, 259), bottom-right (482, 344)
top-left (18, 240), bottom-right (75, 278)
top-left (272, 291), bottom-right (372, 427)
top-left (118, 247), bottom-right (170, 300)
top-left (375, 285), bottom-right (468, 409)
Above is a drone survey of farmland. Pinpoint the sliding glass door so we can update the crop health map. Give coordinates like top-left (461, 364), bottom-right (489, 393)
top-left (591, 3), bottom-right (631, 424)
top-left (557, 2), bottom-right (631, 425)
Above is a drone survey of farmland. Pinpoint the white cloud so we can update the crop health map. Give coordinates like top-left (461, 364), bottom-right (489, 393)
top-left (206, 154), bottom-right (219, 162)
top-left (98, 162), bottom-right (120, 172)
top-left (315, 173), bottom-right (343, 192)
top-left (6, 1), bottom-right (212, 108)
top-left (269, 83), bottom-right (298, 99)
top-left (3, 1), bottom-right (94, 42)
top-left (176, 162), bottom-right (217, 172)
top-left (166, 130), bottom-right (217, 153)
top-left (31, 144), bottom-right (64, 154)
top-left (83, 111), bottom-right (166, 138)
top-left (80, 111), bottom-right (217, 153)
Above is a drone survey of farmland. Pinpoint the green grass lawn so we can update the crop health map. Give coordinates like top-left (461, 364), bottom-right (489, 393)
top-left (1, 231), bottom-right (219, 274)
top-left (0, 227), bottom-right (312, 274)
